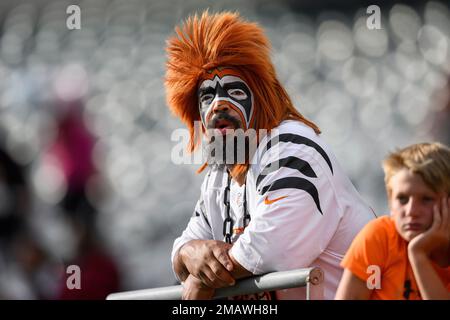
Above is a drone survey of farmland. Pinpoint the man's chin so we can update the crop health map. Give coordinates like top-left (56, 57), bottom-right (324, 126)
top-left (204, 129), bottom-right (250, 165)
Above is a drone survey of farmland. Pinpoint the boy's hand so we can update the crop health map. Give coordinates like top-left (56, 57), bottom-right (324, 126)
top-left (408, 197), bottom-right (450, 256)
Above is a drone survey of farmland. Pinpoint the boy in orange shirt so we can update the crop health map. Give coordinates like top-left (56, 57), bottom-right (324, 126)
top-left (335, 142), bottom-right (450, 300)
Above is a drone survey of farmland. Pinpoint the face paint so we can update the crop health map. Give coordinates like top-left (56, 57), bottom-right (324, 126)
top-left (198, 68), bottom-right (254, 130)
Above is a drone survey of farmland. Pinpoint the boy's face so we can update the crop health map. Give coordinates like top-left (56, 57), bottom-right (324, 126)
top-left (389, 168), bottom-right (441, 242)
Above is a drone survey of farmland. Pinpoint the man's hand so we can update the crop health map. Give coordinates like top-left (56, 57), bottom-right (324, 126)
top-left (408, 197), bottom-right (450, 257)
top-left (182, 274), bottom-right (216, 300)
top-left (179, 240), bottom-right (235, 288)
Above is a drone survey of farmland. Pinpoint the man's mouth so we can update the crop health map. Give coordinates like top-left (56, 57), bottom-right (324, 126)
top-left (206, 111), bottom-right (242, 136)
top-left (214, 119), bottom-right (235, 134)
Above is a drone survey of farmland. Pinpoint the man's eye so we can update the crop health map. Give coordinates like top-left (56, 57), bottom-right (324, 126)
top-left (200, 94), bottom-right (214, 104)
top-left (228, 89), bottom-right (247, 100)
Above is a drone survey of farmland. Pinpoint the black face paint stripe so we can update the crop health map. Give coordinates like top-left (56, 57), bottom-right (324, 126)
top-left (262, 134), bottom-right (333, 174)
top-left (198, 78), bottom-right (253, 126)
top-left (198, 87), bottom-right (215, 96)
top-left (216, 82), bottom-right (252, 122)
top-left (225, 83), bottom-right (252, 121)
top-left (256, 156), bottom-right (317, 188)
top-left (260, 177), bottom-right (323, 215)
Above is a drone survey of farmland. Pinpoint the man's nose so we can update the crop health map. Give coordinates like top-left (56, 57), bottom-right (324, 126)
top-left (211, 101), bottom-right (229, 114)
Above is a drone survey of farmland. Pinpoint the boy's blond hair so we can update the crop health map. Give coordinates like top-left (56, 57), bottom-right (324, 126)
top-left (382, 142), bottom-right (450, 198)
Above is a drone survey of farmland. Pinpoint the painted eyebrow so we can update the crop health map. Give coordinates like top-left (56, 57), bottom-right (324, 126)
top-left (197, 86), bottom-right (215, 96)
top-left (222, 81), bottom-right (250, 92)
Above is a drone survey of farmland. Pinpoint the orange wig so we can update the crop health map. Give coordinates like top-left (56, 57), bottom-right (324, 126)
top-left (165, 11), bottom-right (320, 179)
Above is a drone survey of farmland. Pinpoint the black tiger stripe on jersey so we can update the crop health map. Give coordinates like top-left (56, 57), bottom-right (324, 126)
top-left (256, 156), bottom-right (317, 188)
top-left (262, 134), bottom-right (333, 174)
top-left (260, 177), bottom-right (323, 215)
top-left (194, 210), bottom-right (211, 228)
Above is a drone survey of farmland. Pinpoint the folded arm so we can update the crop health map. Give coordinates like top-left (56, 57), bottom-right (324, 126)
top-left (175, 240), bottom-right (252, 300)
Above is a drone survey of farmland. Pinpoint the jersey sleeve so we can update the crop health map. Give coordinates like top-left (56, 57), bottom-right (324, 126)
top-left (230, 134), bottom-right (342, 274)
top-left (170, 173), bottom-right (213, 273)
top-left (340, 217), bottom-right (389, 282)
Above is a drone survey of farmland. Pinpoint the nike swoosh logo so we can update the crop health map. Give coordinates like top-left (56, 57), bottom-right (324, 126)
top-left (264, 195), bottom-right (287, 205)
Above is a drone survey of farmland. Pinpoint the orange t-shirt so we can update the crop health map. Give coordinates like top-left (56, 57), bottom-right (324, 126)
top-left (341, 215), bottom-right (450, 300)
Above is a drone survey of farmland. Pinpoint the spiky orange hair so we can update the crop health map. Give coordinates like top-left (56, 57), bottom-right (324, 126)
top-left (165, 11), bottom-right (320, 179)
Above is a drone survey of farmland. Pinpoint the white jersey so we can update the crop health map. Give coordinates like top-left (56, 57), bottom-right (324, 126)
top-left (172, 120), bottom-right (375, 299)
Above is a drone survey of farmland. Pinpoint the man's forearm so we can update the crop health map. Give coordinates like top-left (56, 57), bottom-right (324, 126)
top-left (229, 251), bottom-right (253, 279)
top-left (173, 245), bottom-right (190, 282)
top-left (173, 240), bottom-right (253, 286)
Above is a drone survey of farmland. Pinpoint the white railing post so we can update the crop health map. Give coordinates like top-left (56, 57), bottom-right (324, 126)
top-left (306, 267), bottom-right (324, 300)
top-left (106, 267), bottom-right (324, 300)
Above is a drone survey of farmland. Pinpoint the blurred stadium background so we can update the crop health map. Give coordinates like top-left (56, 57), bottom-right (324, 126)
top-left (0, 0), bottom-right (449, 298)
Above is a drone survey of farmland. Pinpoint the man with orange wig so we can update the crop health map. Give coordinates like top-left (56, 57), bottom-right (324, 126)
top-left (167, 11), bottom-right (375, 299)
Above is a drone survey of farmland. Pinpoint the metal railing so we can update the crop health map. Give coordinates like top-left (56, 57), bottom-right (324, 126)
top-left (106, 267), bottom-right (324, 300)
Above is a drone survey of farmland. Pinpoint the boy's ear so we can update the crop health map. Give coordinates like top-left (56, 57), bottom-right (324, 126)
top-left (386, 189), bottom-right (392, 202)
top-left (386, 191), bottom-right (395, 213)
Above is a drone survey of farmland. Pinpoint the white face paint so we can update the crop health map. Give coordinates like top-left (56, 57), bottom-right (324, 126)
top-left (198, 74), bottom-right (254, 130)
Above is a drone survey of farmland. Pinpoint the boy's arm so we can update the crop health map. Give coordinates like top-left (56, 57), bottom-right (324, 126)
top-left (335, 218), bottom-right (388, 300)
top-left (335, 269), bottom-right (372, 300)
top-left (408, 252), bottom-right (450, 300)
top-left (408, 197), bottom-right (450, 300)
